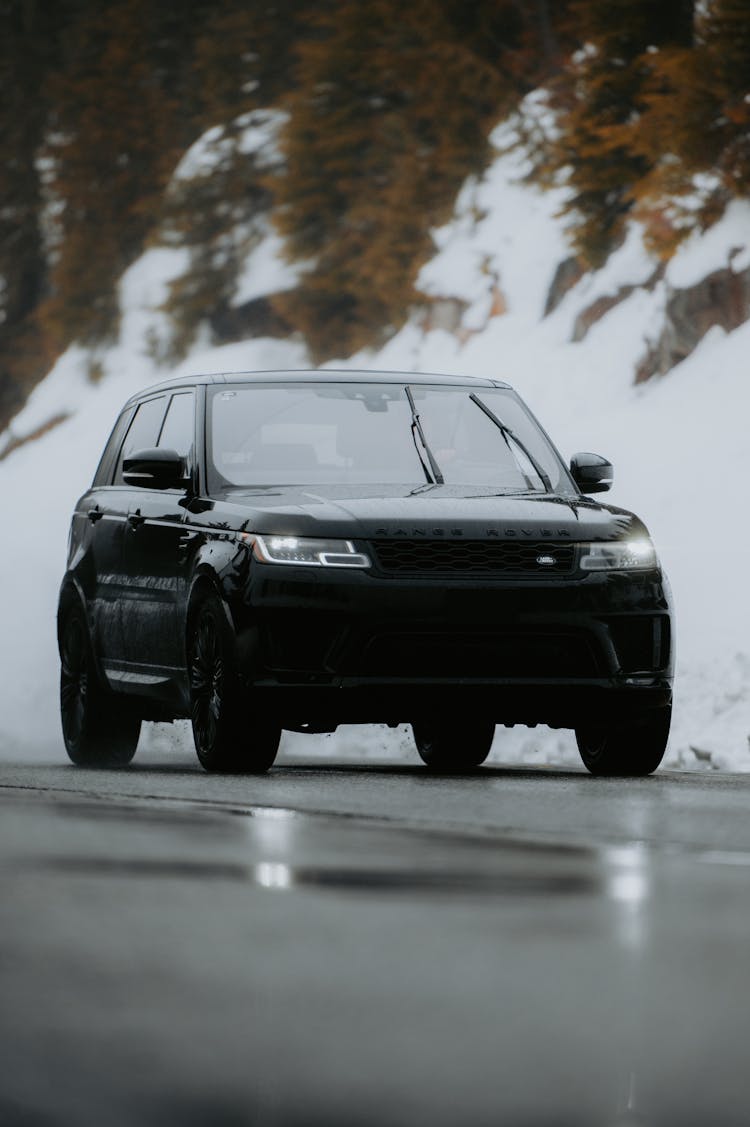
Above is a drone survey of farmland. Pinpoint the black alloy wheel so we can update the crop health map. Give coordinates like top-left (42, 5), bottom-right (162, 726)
top-left (412, 719), bottom-right (495, 771)
top-left (59, 604), bottom-right (140, 767)
top-left (189, 593), bottom-right (280, 774)
top-left (575, 706), bottom-right (671, 776)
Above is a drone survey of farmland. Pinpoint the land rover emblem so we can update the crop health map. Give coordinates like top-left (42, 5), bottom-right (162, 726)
top-left (536, 555), bottom-right (556, 566)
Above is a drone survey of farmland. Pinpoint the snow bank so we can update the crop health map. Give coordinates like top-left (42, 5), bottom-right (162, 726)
top-left (1, 138), bottom-right (749, 772)
top-left (171, 109), bottom-right (288, 183)
top-left (0, 244), bottom-right (307, 762)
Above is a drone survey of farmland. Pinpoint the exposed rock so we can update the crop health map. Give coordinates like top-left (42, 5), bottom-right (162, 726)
top-left (209, 295), bottom-right (293, 344)
top-left (0, 411), bottom-right (70, 463)
top-left (543, 256), bottom-right (585, 317)
top-left (572, 263), bottom-right (665, 344)
top-left (0, 371), bottom-right (26, 437)
top-left (636, 263), bottom-right (750, 382)
top-left (416, 296), bottom-right (468, 335)
top-left (488, 284), bottom-right (507, 318)
top-left (572, 286), bottom-right (637, 342)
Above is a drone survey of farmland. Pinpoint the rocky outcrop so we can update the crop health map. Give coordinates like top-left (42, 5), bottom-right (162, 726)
top-left (0, 411), bottom-right (69, 463)
top-left (571, 264), bottom-right (665, 343)
top-left (415, 296), bottom-right (468, 335)
top-left (636, 262), bottom-right (750, 382)
top-left (209, 295), bottom-right (293, 344)
top-left (572, 286), bottom-right (638, 342)
top-left (543, 256), bottom-right (585, 316)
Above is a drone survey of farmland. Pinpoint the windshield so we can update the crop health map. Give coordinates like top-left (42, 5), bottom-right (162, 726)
top-left (207, 382), bottom-right (573, 494)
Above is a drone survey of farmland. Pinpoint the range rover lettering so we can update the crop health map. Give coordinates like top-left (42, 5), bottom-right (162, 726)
top-left (58, 370), bottom-right (674, 775)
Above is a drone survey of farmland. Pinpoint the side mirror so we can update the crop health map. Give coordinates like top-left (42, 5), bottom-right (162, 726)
top-left (570, 452), bottom-right (613, 494)
top-left (122, 448), bottom-right (189, 490)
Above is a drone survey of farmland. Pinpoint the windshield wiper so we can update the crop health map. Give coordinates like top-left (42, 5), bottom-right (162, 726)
top-left (405, 385), bottom-right (444, 485)
top-left (469, 393), bottom-right (552, 492)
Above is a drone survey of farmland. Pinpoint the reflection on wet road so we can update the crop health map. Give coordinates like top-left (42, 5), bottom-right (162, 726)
top-left (1, 763), bottom-right (750, 1126)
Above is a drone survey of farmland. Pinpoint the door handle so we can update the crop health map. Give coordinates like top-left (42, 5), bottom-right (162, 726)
top-left (128, 511), bottom-right (145, 529)
top-left (87, 508), bottom-right (103, 523)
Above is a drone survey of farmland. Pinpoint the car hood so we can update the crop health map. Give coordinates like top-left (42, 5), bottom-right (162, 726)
top-left (208, 484), bottom-right (645, 542)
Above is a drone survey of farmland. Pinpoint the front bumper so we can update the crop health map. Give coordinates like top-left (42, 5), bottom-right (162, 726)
top-left (230, 561), bottom-right (674, 726)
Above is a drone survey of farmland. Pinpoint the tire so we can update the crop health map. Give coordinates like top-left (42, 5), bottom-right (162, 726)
top-left (412, 719), bottom-right (495, 771)
top-left (59, 603), bottom-right (141, 767)
top-left (188, 592), bottom-right (280, 774)
top-left (575, 706), bottom-right (671, 777)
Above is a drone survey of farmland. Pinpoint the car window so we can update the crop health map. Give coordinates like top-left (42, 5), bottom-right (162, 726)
top-left (113, 395), bottom-right (168, 485)
top-left (157, 392), bottom-right (194, 459)
top-left (209, 384), bottom-right (419, 489)
top-left (92, 407), bottom-right (133, 487)
top-left (414, 387), bottom-right (569, 492)
top-left (206, 383), bottom-right (573, 494)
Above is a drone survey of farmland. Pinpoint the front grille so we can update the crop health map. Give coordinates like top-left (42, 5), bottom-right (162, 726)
top-left (370, 539), bottom-right (576, 576)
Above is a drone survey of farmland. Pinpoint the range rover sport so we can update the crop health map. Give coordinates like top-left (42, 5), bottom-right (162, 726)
top-left (58, 370), bottom-right (674, 775)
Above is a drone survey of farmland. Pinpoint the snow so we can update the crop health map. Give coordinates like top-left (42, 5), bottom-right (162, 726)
top-left (1, 131), bottom-right (749, 772)
top-left (171, 109), bottom-right (287, 182)
top-left (666, 199), bottom-right (750, 287)
top-left (559, 222), bottom-right (657, 318)
top-left (231, 225), bottom-right (299, 306)
top-left (418, 144), bottom-right (570, 325)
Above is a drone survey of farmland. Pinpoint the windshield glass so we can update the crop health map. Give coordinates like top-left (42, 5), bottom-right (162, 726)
top-left (207, 382), bottom-right (573, 494)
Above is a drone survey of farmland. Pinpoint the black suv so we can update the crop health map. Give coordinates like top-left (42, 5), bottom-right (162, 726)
top-left (58, 370), bottom-right (673, 775)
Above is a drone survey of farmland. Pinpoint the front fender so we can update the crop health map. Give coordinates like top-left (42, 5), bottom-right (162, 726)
top-left (187, 536), bottom-right (252, 620)
top-left (185, 538), bottom-right (260, 677)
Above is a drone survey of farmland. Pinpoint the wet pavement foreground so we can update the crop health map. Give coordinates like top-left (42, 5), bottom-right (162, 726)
top-left (1, 762), bottom-right (750, 1126)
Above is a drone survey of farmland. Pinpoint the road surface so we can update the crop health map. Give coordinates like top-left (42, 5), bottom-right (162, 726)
top-left (2, 742), bottom-right (750, 1126)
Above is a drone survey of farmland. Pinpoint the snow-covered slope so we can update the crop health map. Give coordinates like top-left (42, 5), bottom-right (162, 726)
top-left (3, 134), bottom-right (749, 770)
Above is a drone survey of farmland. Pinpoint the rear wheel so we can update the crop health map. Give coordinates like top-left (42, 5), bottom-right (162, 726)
top-left (189, 593), bottom-right (280, 774)
top-left (59, 604), bottom-right (140, 767)
top-left (412, 719), bottom-right (495, 771)
top-left (575, 706), bottom-right (671, 777)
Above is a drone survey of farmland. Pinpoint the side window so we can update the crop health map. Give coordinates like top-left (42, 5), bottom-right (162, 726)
top-left (113, 396), bottom-right (168, 485)
top-left (92, 407), bottom-right (133, 487)
top-left (157, 392), bottom-right (195, 459)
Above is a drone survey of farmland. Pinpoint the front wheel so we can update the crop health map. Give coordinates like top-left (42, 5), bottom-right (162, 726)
top-left (189, 593), bottom-right (280, 774)
top-left (412, 719), bottom-right (495, 771)
top-left (59, 604), bottom-right (141, 767)
top-left (575, 706), bottom-right (671, 777)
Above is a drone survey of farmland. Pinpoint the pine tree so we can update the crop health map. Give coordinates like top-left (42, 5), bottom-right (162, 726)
top-left (39, 0), bottom-right (212, 351)
top-left (536, 0), bottom-right (695, 265)
top-left (623, 0), bottom-right (750, 253)
top-left (271, 0), bottom-right (526, 360)
top-left (158, 0), bottom-right (309, 358)
top-left (193, 0), bottom-right (311, 127)
top-left (703, 0), bottom-right (750, 193)
top-left (0, 0), bottom-right (76, 430)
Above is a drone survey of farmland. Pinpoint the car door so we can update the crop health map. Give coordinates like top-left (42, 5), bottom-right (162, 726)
top-left (78, 406), bottom-right (135, 669)
top-left (121, 390), bottom-right (196, 679)
top-left (94, 393), bottom-right (170, 683)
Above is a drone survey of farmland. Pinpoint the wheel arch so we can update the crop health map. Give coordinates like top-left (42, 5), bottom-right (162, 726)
top-left (185, 567), bottom-right (235, 651)
top-left (57, 575), bottom-right (116, 702)
top-left (56, 576), bottom-right (89, 655)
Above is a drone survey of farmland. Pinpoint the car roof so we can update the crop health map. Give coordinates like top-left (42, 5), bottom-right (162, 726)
top-left (122, 369), bottom-right (512, 408)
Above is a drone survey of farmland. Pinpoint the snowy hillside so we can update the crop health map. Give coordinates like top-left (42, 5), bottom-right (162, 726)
top-left (2, 133), bottom-right (749, 771)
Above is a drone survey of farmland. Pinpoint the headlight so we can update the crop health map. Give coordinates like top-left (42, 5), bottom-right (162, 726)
top-left (579, 538), bottom-right (657, 571)
top-left (250, 534), bottom-right (371, 569)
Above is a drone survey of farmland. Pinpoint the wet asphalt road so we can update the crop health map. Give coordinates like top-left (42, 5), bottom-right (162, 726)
top-left (2, 747), bottom-right (750, 1127)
